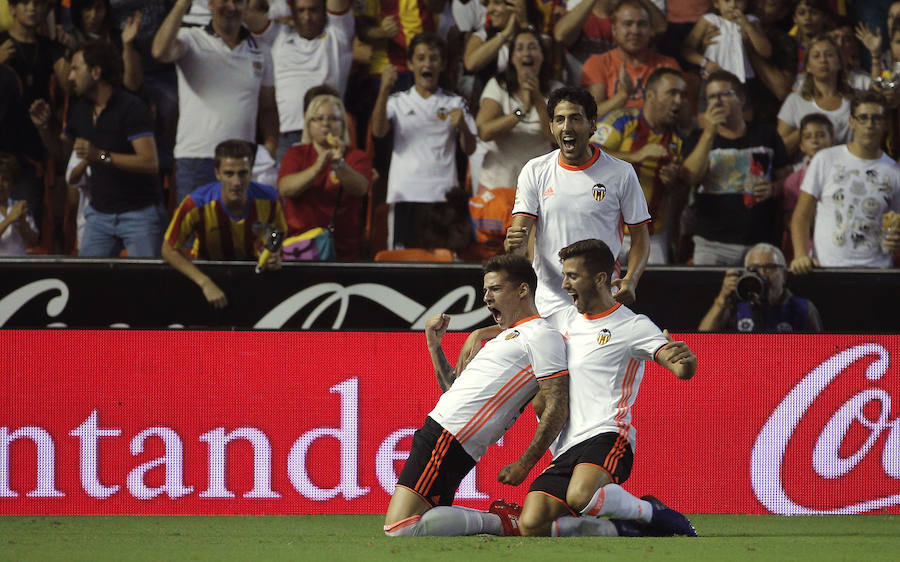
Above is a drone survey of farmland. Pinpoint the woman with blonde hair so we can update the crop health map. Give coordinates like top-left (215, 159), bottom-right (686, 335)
top-left (277, 93), bottom-right (373, 259)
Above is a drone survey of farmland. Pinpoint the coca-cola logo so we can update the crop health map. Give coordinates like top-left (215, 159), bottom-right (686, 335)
top-left (751, 343), bottom-right (899, 514)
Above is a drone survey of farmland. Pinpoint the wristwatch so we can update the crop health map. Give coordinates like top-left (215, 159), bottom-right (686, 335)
top-left (99, 151), bottom-right (113, 165)
top-left (331, 157), bottom-right (346, 169)
top-left (513, 108), bottom-right (524, 120)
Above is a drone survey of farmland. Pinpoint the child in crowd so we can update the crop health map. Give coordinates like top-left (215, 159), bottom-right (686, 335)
top-left (783, 113), bottom-right (834, 257)
top-left (791, 0), bottom-right (829, 77)
top-left (0, 153), bottom-right (39, 256)
top-left (682, 0), bottom-right (772, 82)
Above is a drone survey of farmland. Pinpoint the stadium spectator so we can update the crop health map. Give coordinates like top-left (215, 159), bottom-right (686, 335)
top-left (698, 242), bottom-right (823, 332)
top-left (383, 255), bottom-right (569, 537)
top-left (162, 139), bottom-right (287, 308)
top-left (266, 0), bottom-right (354, 163)
top-left (0, 152), bottom-right (39, 255)
top-left (782, 112), bottom-right (833, 231)
top-left (744, 0), bottom-right (798, 124)
top-left (682, 0), bottom-right (772, 86)
top-left (790, 0), bottom-right (828, 77)
top-left (777, 35), bottom-right (853, 156)
top-left (821, 16), bottom-right (872, 92)
top-left (277, 93), bottom-right (373, 260)
top-left (64, 40), bottom-right (165, 258)
top-left (152, 0), bottom-right (279, 204)
top-left (371, 32), bottom-right (476, 250)
top-left (593, 67), bottom-right (687, 265)
top-left (657, 0), bottom-right (710, 69)
top-left (516, 239), bottom-right (697, 538)
top-left (505, 86), bottom-right (650, 314)
top-left (790, 91), bottom-right (900, 271)
top-left (467, 29), bottom-right (558, 261)
top-left (580, 0), bottom-right (679, 120)
top-left (683, 70), bottom-right (790, 265)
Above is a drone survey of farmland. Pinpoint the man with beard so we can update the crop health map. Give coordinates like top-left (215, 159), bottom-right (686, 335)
top-left (64, 40), bottom-right (165, 257)
top-left (594, 67), bottom-right (688, 264)
top-left (152, 0), bottom-right (279, 203)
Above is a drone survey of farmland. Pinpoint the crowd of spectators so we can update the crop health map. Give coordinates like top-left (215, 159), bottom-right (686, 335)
top-left (1, 0), bottom-right (899, 274)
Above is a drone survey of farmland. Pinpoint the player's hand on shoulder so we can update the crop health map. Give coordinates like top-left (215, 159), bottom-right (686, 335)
top-left (498, 461), bottom-right (529, 486)
top-left (611, 277), bottom-right (636, 305)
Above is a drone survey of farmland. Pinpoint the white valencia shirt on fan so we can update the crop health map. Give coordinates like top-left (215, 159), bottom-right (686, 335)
top-left (428, 316), bottom-right (568, 461)
top-left (385, 87), bottom-right (476, 204)
top-left (512, 147), bottom-right (650, 317)
top-left (550, 303), bottom-right (668, 458)
top-left (172, 25), bottom-right (275, 159)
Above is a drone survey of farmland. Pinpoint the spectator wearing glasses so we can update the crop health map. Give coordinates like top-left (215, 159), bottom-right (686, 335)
top-left (683, 70), bottom-right (790, 266)
top-left (790, 90), bottom-right (900, 272)
top-left (699, 242), bottom-right (823, 332)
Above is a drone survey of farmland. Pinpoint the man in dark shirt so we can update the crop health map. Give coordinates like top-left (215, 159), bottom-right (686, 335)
top-left (64, 40), bottom-right (165, 257)
top-left (0, 0), bottom-right (68, 106)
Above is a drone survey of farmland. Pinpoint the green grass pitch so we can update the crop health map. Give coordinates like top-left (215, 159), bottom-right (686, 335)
top-left (2, 515), bottom-right (899, 561)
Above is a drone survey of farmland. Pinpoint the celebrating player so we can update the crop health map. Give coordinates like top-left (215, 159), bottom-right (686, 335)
top-left (383, 255), bottom-right (569, 537)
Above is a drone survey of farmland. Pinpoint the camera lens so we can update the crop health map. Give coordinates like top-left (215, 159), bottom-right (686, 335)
top-left (735, 271), bottom-right (766, 302)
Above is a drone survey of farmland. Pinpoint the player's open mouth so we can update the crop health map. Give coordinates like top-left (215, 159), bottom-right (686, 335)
top-left (568, 291), bottom-right (579, 305)
top-left (561, 136), bottom-right (576, 151)
top-left (421, 70), bottom-right (434, 79)
top-left (488, 307), bottom-right (501, 323)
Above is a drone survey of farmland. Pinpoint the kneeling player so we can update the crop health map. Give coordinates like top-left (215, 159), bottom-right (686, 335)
top-left (384, 255), bottom-right (569, 537)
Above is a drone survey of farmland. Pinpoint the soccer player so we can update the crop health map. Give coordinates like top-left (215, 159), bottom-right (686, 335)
top-left (383, 255), bottom-right (569, 537)
top-left (511, 238), bottom-right (698, 537)
top-left (504, 86), bottom-right (650, 314)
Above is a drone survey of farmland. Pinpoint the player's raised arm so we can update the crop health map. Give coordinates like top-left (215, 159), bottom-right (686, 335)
top-left (498, 374), bottom-right (569, 486)
top-left (654, 329), bottom-right (697, 380)
top-left (425, 313), bottom-right (457, 392)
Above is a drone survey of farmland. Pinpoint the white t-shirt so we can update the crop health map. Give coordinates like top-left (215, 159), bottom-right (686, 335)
top-left (269, 11), bottom-right (354, 133)
top-left (452, 0), bottom-right (486, 32)
top-left (385, 87), bottom-right (476, 203)
top-left (0, 199), bottom-right (37, 256)
top-left (173, 26), bottom-right (275, 159)
top-left (477, 77), bottom-right (559, 189)
top-left (777, 93), bottom-right (851, 145)
top-left (550, 303), bottom-right (667, 457)
top-left (429, 315), bottom-right (568, 461)
top-left (703, 13), bottom-right (757, 82)
top-left (800, 144), bottom-right (900, 267)
top-left (512, 147), bottom-right (651, 317)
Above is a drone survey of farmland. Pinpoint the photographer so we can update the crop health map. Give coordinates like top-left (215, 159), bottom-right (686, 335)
top-left (699, 243), bottom-right (823, 332)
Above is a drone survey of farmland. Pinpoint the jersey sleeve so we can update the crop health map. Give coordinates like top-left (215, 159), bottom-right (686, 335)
top-left (328, 10), bottom-right (356, 44)
top-left (123, 98), bottom-right (155, 142)
top-left (619, 163), bottom-right (650, 225)
top-left (523, 326), bottom-right (568, 381)
top-left (511, 161), bottom-right (540, 217)
top-left (595, 112), bottom-right (624, 150)
top-left (385, 92), bottom-right (398, 122)
top-left (776, 94), bottom-right (801, 129)
top-left (800, 149), bottom-right (827, 200)
top-left (629, 315), bottom-right (668, 362)
top-left (164, 196), bottom-right (200, 249)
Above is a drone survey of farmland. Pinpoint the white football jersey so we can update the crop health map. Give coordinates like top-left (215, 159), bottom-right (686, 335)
top-left (512, 147), bottom-right (650, 317)
top-left (429, 316), bottom-right (568, 461)
top-left (551, 303), bottom-right (667, 458)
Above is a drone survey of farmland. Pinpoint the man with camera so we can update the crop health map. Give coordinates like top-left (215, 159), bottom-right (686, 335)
top-left (698, 242), bottom-right (823, 332)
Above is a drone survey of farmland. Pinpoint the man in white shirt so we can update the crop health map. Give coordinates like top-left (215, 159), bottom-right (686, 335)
top-left (505, 86), bottom-right (651, 317)
top-left (517, 238), bottom-right (698, 538)
top-left (790, 90), bottom-right (900, 272)
top-left (371, 31), bottom-right (477, 250)
top-left (384, 254), bottom-right (569, 537)
top-left (266, 0), bottom-right (355, 162)
top-left (152, 0), bottom-right (280, 203)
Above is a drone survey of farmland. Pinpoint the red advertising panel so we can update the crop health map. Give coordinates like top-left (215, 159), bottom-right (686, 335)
top-left (1, 331), bottom-right (898, 515)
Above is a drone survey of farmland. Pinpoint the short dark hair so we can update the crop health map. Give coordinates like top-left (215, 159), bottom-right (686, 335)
top-left (214, 140), bottom-right (256, 169)
top-left (70, 0), bottom-right (110, 32)
top-left (798, 112), bottom-right (834, 138)
top-left (0, 152), bottom-right (21, 183)
top-left (303, 83), bottom-right (340, 112)
top-left (407, 32), bottom-right (446, 63)
top-left (705, 70), bottom-right (744, 98)
top-left (850, 89), bottom-right (887, 116)
top-left (794, 0), bottom-right (828, 15)
top-left (645, 67), bottom-right (683, 95)
top-left (483, 254), bottom-right (537, 296)
top-left (547, 86), bottom-right (598, 122)
top-left (558, 239), bottom-right (615, 280)
top-left (612, 0), bottom-right (648, 20)
top-left (77, 40), bottom-right (122, 86)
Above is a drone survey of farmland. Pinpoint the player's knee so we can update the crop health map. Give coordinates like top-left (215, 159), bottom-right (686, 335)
top-left (383, 514), bottom-right (422, 537)
top-left (565, 486), bottom-right (594, 514)
top-left (518, 508), bottom-right (549, 537)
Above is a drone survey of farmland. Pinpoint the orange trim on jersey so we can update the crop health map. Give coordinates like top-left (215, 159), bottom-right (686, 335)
top-left (536, 369), bottom-right (569, 381)
top-left (456, 367), bottom-right (535, 444)
top-left (653, 342), bottom-right (668, 362)
top-left (557, 146), bottom-right (600, 171)
top-left (530, 490), bottom-right (579, 516)
top-left (583, 302), bottom-right (621, 320)
top-left (625, 218), bottom-right (652, 227)
top-left (414, 430), bottom-right (453, 495)
top-left (384, 514), bottom-right (423, 533)
top-left (511, 315), bottom-right (540, 328)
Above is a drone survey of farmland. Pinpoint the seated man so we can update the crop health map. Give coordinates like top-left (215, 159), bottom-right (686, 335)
top-left (384, 254), bottom-right (569, 537)
top-left (698, 242), bottom-right (823, 332)
top-left (162, 140), bottom-right (287, 309)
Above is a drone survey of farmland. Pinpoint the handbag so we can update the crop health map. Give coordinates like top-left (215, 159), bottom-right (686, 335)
top-left (281, 184), bottom-right (342, 261)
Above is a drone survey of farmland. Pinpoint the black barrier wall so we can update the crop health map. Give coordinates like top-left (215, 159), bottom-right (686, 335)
top-left (0, 259), bottom-right (895, 331)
